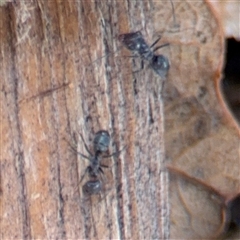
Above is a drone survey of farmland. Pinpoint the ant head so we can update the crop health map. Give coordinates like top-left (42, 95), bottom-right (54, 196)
top-left (151, 55), bottom-right (170, 79)
top-left (93, 130), bottom-right (110, 153)
top-left (118, 31), bottom-right (145, 52)
top-left (83, 179), bottom-right (102, 195)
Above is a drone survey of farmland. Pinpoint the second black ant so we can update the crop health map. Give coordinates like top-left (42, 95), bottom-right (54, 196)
top-left (67, 130), bottom-right (123, 196)
top-left (117, 0), bottom-right (178, 80)
top-left (118, 31), bottom-right (170, 79)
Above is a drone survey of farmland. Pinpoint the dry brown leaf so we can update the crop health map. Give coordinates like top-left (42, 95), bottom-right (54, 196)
top-left (163, 1), bottom-right (240, 239)
top-left (208, 0), bottom-right (240, 40)
top-left (168, 166), bottom-right (240, 239)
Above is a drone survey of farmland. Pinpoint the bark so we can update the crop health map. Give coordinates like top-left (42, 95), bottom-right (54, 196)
top-left (1, 0), bottom-right (169, 239)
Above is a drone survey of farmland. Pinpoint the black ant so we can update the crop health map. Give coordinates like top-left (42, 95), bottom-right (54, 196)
top-left (67, 130), bottom-right (123, 196)
top-left (87, 0), bottom-right (179, 82)
top-left (117, 0), bottom-right (180, 80)
top-left (118, 31), bottom-right (170, 79)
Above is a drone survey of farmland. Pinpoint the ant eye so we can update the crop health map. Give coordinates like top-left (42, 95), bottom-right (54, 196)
top-left (151, 55), bottom-right (170, 78)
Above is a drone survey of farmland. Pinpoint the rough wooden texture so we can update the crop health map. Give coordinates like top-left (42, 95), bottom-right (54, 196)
top-left (1, 0), bottom-right (169, 239)
top-left (1, 0), bottom-right (239, 239)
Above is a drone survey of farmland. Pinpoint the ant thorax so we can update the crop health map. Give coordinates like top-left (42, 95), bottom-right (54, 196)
top-left (88, 155), bottom-right (101, 176)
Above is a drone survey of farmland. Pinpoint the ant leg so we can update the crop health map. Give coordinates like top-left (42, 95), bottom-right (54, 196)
top-left (87, 46), bottom-right (124, 68)
top-left (64, 138), bottom-right (91, 160)
top-left (120, 55), bottom-right (139, 59)
top-left (74, 166), bottom-right (90, 192)
top-left (99, 167), bottom-right (105, 174)
top-left (102, 145), bottom-right (126, 159)
top-left (160, 79), bottom-right (166, 95)
top-left (149, 36), bottom-right (162, 48)
top-left (98, 188), bottom-right (112, 202)
top-left (152, 43), bottom-right (170, 53)
top-left (132, 59), bottom-right (144, 74)
top-left (78, 132), bottom-right (92, 156)
top-left (95, 174), bottom-right (117, 202)
top-left (100, 164), bottom-right (110, 168)
top-left (96, 167), bottom-right (107, 189)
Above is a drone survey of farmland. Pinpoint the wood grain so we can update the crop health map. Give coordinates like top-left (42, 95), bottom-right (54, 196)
top-left (1, 0), bottom-right (170, 239)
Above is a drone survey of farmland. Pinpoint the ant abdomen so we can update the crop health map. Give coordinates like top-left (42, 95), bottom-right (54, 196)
top-left (150, 55), bottom-right (170, 78)
top-left (83, 179), bottom-right (102, 195)
top-left (93, 130), bottom-right (110, 153)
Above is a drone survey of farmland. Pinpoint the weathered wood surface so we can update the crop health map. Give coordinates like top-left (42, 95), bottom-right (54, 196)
top-left (1, 1), bottom-right (170, 239)
top-left (2, 0), bottom-right (238, 239)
